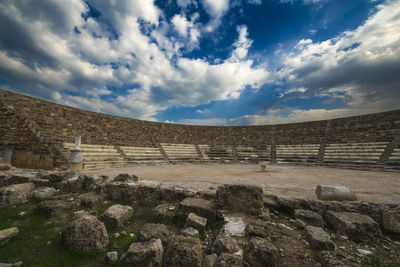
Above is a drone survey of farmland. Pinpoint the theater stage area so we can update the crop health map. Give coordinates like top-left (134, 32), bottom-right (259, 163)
top-left (84, 163), bottom-right (400, 204)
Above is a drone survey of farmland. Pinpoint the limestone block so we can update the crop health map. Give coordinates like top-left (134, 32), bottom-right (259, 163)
top-left (244, 237), bottom-right (278, 267)
top-left (101, 204), bottom-right (133, 227)
top-left (294, 209), bottom-right (324, 227)
top-left (246, 219), bottom-right (270, 238)
top-left (178, 197), bottom-right (216, 221)
top-left (381, 208), bottom-right (400, 234)
top-left (125, 239), bottom-right (163, 267)
top-left (325, 211), bottom-right (382, 241)
top-left (216, 184), bottom-right (264, 216)
top-left (215, 253), bottom-right (243, 267)
top-left (163, 235), bottom-right (203, 267)
top-left (305, 226), bottom-right (335, 251)
top-left (185, 213), bottom-right (207, 230)
top-left (31, 187), bottom-right (57, 201)
top-left (137, 223), bottom-right (172, 245)
top-left (37, 199), bottom-right (80, 217)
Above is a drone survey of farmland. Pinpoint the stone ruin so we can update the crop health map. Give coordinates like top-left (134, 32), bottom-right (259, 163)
top-left (0, 164), bottom-right (399, 266)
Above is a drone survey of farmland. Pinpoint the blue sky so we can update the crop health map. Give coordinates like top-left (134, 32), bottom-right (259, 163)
top-left (0, 0), bottom-right (399, 125)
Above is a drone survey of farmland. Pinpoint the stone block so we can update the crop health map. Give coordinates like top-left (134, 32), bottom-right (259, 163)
top-left (215, 253), bottom-right (243, 267)
top-left (163, 235), bottom-right (202, 267)
top-left (101, 204), bottom-right (133, 227)
top-left (216, 184), bottom-right (264, 216)
top-left (244, 237), bottom-right (278, 267)
top-left (178, 197), bottom-right (216, 221)
top-left (294, 209), bottom-right (324, 227)
top-left (0, 227), bottom-right (18, 247)
top-left (137, 223), bottom-right (172, 245)
top-left (37, 199), bottom-right (80, 217)
top-left (305, 226), bottom-right (335, 251)
top-left (381, 208), bottom-right (400, 234)
top-left (125, 239), bottom-right (163, 267)
top-left (31, 187), bottom-right (57, 201)
top-left (325, 211), bottom-right (382, 241)
top-left (185, 213), bottom-right (207, 230)
top-left (315, 185), bottom-right (357, 201)
top-left (246, 219), bottom-right (270, 238)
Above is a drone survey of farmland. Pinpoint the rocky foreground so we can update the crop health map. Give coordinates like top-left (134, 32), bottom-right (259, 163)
top-left (0, 166), bottom-right (399, 266)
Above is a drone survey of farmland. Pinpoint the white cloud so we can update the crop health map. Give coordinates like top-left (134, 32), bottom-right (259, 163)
top-left (230, 25), bottom-right (253, 62)
top-left (201, 0), bottom-right (230, 31)
top-left (279, 0), bottom-right (330, 5)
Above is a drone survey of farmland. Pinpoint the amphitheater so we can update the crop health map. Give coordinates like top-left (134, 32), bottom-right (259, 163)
top-left (1, 88), bottom-right (400, 266)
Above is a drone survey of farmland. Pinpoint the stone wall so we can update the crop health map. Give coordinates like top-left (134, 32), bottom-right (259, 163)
top-left (1, 89), bottom-right (400, 169)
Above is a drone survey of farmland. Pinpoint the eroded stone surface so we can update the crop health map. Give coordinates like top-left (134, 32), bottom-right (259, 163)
top-left (61, 211), bottom-right (109, 251)
top-left (246, 219), bottom-right (270, 238)
top-left (244, 237), bottom-right (278, 267)
top-left (295, 209), bottom-right (324, 227)
top-left (125, 239), bottom-right (163, 267)
top-left (0, 183), bottom-right (35, 207)
top-left (163, 235), bottom-right (202, 267)
top-left (216, 184), bottom-right (263, 216)
top-left (325, 211), bottom-right (382, 241)
top-left (31, 187), bottom-right (57, 201)
top-left (37, 199), bottom-right (80, 217)
top-left (213, 232), bottom-right (240, 254)
top-left (101, 204), bottom-right (133, 227)
top-left (114, 173), bottom-right (138, 182)
top-left (382, 208), bottom-right (400, 234)
top-left (137, 223), bottom-right (172, 245)
top-left (152, 203), bottom-right (177, 220)
top-left (178, 197), bottom-right (216, 221)
top-left (78, 192), bottom-right (105, 208)
top-left (215, 253), bottom-right (243, 267)
top-left (305, 226), bottom-right (336, 251)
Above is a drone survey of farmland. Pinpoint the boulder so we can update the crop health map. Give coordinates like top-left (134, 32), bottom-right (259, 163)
top-left (37, 199), bottom-right (80, 217)
top-left (325, 211), bottom-right (382, 241)
top-left (215, 253), bottom-right (243, 267)
top-left (178, 197), bottom-right (216, 221)
top-left (305, 226), bottom-right (335, 251)
top-left (114, 173), bottom-right (138, 182)
top-left (152, 203), bottom-right (177, 220)
top-left (294, 209), bottom-right (324, 227)
top-left (31, 187), bottom-right (57, 201)
top-left (0, 227), bottom-right (18, 247)
top-left (125, 239), bottom-right (163, 267)
top-left (216, 184), bottom-right (264, 216)
top-left (315, 185), bottom-right (357, 201)
top-left (246, 219), bottom-right (270, 238)
top-left (381, 208), bottom-right (400, 234)
top-left (163, 235), bottom-right (202, 267)
top-left (0, 183), bottom-right (35, 207)
top-left (61, 211), bottom-right (109, 251)
top-left (78, 192), bottom-right (105, 208)
top-left (185, 213), bottom-right (207, 230)
top-left (137, 223), bottom-right (172, 245)
top-left (101, 204), bottom-right (133, 227)
top-left (244, 237), bottom-right (278, 267)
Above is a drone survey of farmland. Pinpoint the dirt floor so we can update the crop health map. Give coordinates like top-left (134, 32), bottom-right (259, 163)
top-left (84, 163), bottom-right (400, 204)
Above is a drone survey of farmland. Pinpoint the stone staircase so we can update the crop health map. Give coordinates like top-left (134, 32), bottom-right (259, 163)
top-left (120, 146), bottom-right (165, 164)
top-left (235, 145), bottom-right (271, 162)
top-left (323, 142), bottom-right (388, 167)
top-left (198, 144), bottom-right (235, 162)
top-left (160, 143), bottom-right (200, 162)
top-left (387, 144), bottom-right (400, 170)
top-left (276, 144), bottom-right (320, 164)
top-left (63, 143), bottom-right (125, 169)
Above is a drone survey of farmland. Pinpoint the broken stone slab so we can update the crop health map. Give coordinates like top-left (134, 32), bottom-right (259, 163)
top-left (125, 239), bottom-right (163, 267)
top-left (245, 219), bottom-right (270, 238)
top-left (381, 208), bottom-right (400, 234)
top-left (0, 183), bottom-right (35, 207)
top-left (178, 197), bottom-right (216, 221)
top-left (163, 235), bottom-right (203, 267)
top-left (263, 196), bottom-right (279, 212)
top-left (315, 185), bottom-right (357, 201)
top-left (152, 203), bottom-right (177, 220)
top-left (101, 204), bottom-right (133, 227)
top-left (137, 223), bottom-right (172, 245)
top-left (276, 195), bottom-right (312, 213)
top-left (244, 237), bottom-right (278, 267)
top-left (37, 199), bottom-right (80, 217)
top-left (215, 252), bottom-right (243, 267)
top-left (61, 211), bottom-right (109, 251)
top-left (294, 209), bottom-right (324, 227)
top-left (216, 184), bottom-right (264, 216)
top-left (0, 227), bottom-right (18, 247)
top-left (223, 216), bottom-right (246, 237)
top-left (46, 171), bottom-right (75, 183)
top-left (78, 192), bottom-right (105, 208)
top-left (159, 185), bottom-right (200, 202)
top-left (114, 173), bottom-right (138, 182)
top-left (31, 187), bottom-right (57, 201)
top-left (185, 213), bottom-right (207, 230)
top-left (325, 211), bottom-right (382, 241)
top-left (305, 226), bottom-right (336, 251)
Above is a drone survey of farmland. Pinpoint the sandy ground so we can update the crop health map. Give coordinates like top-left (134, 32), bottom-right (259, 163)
top-left (84, 163), bottom-right (400, 204)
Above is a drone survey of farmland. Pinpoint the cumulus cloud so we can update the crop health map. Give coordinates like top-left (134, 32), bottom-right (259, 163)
top-left (0, 0), bottom-right (269, 120)
top-left (279, 0), bottom-right (330, 5)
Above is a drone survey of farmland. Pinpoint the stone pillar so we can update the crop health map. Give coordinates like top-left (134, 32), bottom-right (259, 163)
top-left (69, 136), bottom-right (83, 171)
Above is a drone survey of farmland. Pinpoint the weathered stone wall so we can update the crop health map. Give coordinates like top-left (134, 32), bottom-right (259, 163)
top-left (1, 88), bottom-right (400, 155)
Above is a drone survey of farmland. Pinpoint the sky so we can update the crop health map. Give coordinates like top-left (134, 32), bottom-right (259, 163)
top-left (0, 0), bottom-right (399, 125)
